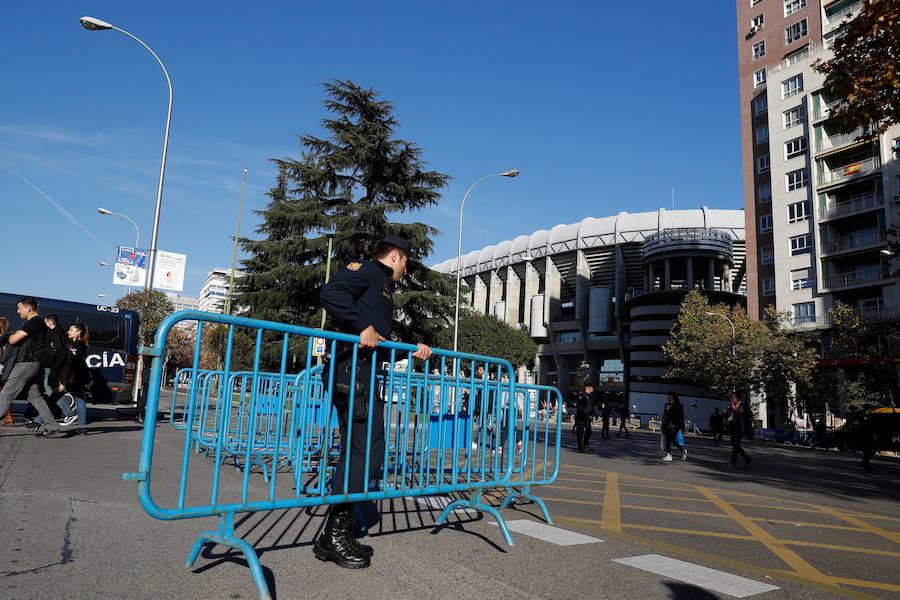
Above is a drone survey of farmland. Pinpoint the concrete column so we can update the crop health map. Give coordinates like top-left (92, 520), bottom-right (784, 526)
top-left (505, 266), bottom-right (521, 326)
top-left (664, 259), bottom-right (671, 291)
top-left (707, 258), bottom-right (715, 290)
top-left (523, 261), bottom-right (539, 330)
top-left (489, 270), bottom-right (504, 316)
top-left (472, 273), bottom-right (488, 315)
top-left (648, 263), bottom-right (656, 292)
top-left (544, 257), bottom-right (562, 323)
top-left (575, 250), bottom-right (592, 321)
top-left (686, 257), bottom-right (693, 290)
top-left (725, 265), bottom-right (732, 292)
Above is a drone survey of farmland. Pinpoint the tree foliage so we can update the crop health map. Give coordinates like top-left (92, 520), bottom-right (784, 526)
top-left (205, 325), bottom-right (255, 372)
top-left (237, 79), bottom-right (456, 348)
top-left (813, 0), bottom-right (900, 138)
top-left (115, 289), bottom-right (174, 345)
top-left (435, 313), bottom-right (538, 371)
top-left (663, 291), bottom-right (816, 420)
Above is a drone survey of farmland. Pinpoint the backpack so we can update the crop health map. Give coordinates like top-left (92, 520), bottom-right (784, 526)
top-left (40, 327), bottom-right (67, 369)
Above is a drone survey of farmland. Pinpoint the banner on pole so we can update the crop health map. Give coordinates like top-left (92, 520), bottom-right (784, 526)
top-left (113, 246), bottom-right (149, 287)
top-left (152, 250), bottom-right (187, 292)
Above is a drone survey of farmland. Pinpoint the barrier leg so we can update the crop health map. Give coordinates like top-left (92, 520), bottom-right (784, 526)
top-left (184, 511), bottom-right (272, 600)
top-left (501, 486), bottom-right (552, 524)
top-left (435, 489), bottom-right (515, 546)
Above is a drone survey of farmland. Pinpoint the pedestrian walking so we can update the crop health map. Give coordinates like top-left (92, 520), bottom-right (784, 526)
top-left (661, 390), bottom-right (687, 462)
top-left (317, 235), bottom-right (432, 569)
top-left (709, 407), bottom-right (725, 446)
top-left (811, 417), bottom-right (828, 451)
top-left (600, 396), bottom-right (611, 439)
top-left (574, 383), bottom-right (595, 452)
top-left (0, 298), bottom-right (60, 436)
top-left (858, 407), bottom-right (877, 471)
top-left (57, 323), bottom-right (91, 434)
top-left (617, 397), bottom-right (630, 438)
top-left (0, 316), bottom-right (16, 426)
top-left (727, 392), bottom-right (752, 467)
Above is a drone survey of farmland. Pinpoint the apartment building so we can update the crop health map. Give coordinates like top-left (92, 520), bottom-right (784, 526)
top-left (737, 0), bottom-right (900, 328)
top-left (199, 268), bottom-right (243, 314)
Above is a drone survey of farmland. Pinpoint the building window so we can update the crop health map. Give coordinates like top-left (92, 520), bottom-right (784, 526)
top-left (758, 183), bottom-right (772, 203)
top-left (788, 200), bottom-right (810, 222)
top-left (785, 18), bottom-right (808, 44)
top-left (793, 301), bottom-right (816, 323)
top-left (783, 106), bottom-right (804, 129)
top-left (790, 234), bottom-right (812, 255)
top-left (558, 331), bottom-right (582, 343)
top-left (791, 268), bottom-right (813, 289)
top-left (761, 246), bottom-right (775, 264)
top-left (785, 0), bottom-right (806, 17)
top-left (751, 14), bottom-right (765, 29)
top-left (756, 125), bottom-right (770, 144)
top-left (787, 169), bottom-right (809, 191)
top-left (754, 96), bottom-right (768, 115)
top-left (785, 136), bottom-right (807, 159)
top-left (782, 74), bottom-right (804, 98)
top-left (762, 278), bottom-right (776, 296)
top-left (760, 214), bottom-right (773, 233)
top-left (753, 40), bottom-right (766, 60)
top-left (757, 154), bottom-right (770, 173)
top-left (754, 68), bottom-right (767, 88)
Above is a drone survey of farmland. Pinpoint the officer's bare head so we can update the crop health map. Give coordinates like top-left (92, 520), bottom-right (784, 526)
top-left (16, 297), bottom-right (38, 320)
top-left (375, 242), bottom-right (408, 282)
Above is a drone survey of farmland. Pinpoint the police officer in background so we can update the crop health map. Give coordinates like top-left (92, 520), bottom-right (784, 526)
top-left (316, 235), bottom-right (432, 569)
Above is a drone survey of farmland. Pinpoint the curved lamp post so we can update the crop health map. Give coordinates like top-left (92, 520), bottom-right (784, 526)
top-left (81, 16), bottom-right (172, 292)
top-left (98, 207), bottom-right (141, 295)
top-left (706, 311), bottom-right (736, 355)
top-left (452, 170), bottom-right (519, 356)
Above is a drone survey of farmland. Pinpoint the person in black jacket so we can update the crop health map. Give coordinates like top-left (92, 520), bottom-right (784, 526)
top-left (574, 384), bottom-right (595, 452)
top-left (57, 324), bottom-right (91, 433)
top-left (316, 235), bottom-right (432, 569)
top-left (709, 407), bottom-right (725, 446)
top-left (661, 390), bottom-right (686, 462)
top-left (42, 314), bottom-right (68, 399)
top-left (727, 392), bottom-right (752, 466)
top-left (617, 397), bottom-right (630, 438)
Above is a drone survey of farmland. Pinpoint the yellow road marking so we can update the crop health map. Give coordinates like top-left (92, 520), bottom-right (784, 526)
top-left (814, 505), bottom-right (900, 545)
top-left (623, 523), bottom-right (755, 541)
top-left (748, 517), bottom-right (874, 533)
top-left (622, 504), bottom-right (730, 519)
top-left (698, 488), bottom-right (836, 584)
top-left (601, 472), bottom-right (621, 533)
top-left (830, 577), bottom-right (900, 594)
top-left (553, 516), bottom-right (882, 600)
top-left (545, 484), bottom-right (606, 493)
top-left (780, 539), bottom-right (900, 558)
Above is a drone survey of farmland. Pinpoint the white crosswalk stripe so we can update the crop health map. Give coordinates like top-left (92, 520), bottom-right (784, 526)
top-left (488, 520), bottom-right (603, 545)
top-left (613, 554), bottom-right (780, 598)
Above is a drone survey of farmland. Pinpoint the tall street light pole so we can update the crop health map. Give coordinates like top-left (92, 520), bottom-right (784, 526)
top-left (224, 169), bottom-right (248, 317)
top-left (706, 311), bottom-right (736, 355)
top-left (453, 170), bottom-right (519, 358)
top-left (98, 207), bottom-right (141, 294)
top-left (81, 16), bottom-right (172, 293)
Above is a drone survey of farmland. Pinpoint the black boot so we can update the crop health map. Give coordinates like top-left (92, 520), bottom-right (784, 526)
top-left (313, 505), bottom-right (370, 568)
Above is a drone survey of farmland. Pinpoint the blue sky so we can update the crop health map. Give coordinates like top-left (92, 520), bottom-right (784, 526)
top-left (1, 1), bottom-right (742, 306)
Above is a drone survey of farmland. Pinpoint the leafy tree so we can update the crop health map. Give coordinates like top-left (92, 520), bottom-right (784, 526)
top-left (205, 325), bottom-right (256, 372)
top-left (435, 313), bottom-right (538, 371)
top-left (663, 291), bottom-right (817, 424)
top-left (116, 289), bottom-right (174, 347)
top-left (237, 79), bottom-right (455, 349)
top-left (813, 0), bottom-right (900, 138)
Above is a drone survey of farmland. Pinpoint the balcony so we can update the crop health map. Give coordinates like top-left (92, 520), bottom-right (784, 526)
top-left (820, 229), bottom-right (886, 255)
top-left (817, 156), bottom-right (881, 186)
top-left (643, 228), bottom-right (732, 259)
top-left (814, 129), bottom-right (867, 154)
top-left (813, 99), bottom-right (840, 122)
top-left (823, 267), bottom-right (889, 290)
top-left (824, 0), bottom-right (864, 25)
top-left (818, 191), bottom-right (883, 220)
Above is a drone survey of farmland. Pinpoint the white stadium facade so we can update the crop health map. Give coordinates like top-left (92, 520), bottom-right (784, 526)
top-left (432, 207), bottom-right (748, 423)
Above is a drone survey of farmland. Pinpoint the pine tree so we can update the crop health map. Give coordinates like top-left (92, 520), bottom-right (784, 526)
top-left (238, 79), bottom-right (455, 346)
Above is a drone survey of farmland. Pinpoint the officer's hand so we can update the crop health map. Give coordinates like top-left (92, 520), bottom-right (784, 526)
top-left (412, 343), bottom-right (432, 361)
top-left (359, 325), bottom-right (384, 349)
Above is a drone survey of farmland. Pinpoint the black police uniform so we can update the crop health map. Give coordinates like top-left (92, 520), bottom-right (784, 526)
top-left (319, 257), bottom-right (396, 495)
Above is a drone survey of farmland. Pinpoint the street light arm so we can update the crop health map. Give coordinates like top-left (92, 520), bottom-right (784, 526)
top-left (102, 209), bottom-right (141, 248)
top-left (453, 170), bottom-right (519, 354)
top-left (705, 311), bottom-right (736, 355)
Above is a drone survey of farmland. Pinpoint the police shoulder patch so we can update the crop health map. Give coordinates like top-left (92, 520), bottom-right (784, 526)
top-left (347, 262), bottom-right (363, 271)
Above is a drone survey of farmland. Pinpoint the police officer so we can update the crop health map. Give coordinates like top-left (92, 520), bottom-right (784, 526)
top-left (316, 235), bottom-right (432, 569)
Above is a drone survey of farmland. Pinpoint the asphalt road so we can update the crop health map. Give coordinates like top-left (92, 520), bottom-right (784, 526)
top-left (1, 397), bottom-right (898, 600)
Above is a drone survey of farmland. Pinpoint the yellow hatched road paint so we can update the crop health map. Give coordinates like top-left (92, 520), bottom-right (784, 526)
top-left (698, 488), bottom-right (837, 585)
top-left (813, 505), bottom-right (900, 545)
top-left (780, 539), bottom-right (900, 558)
top-left (553, 515), bottom-right (883, 600)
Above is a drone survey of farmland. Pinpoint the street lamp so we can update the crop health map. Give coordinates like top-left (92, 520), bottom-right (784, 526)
top-left (81, 16), bottom-right (173, 293)
top-left (705, 311), bottom-right (736, 355)
top-left (98, 207), bottom-right (141, 294)
top-left (99, 261), bottom-right (110, 267)
top-left (223, 169), bottom-right (248, 317)
top-left (453, 170), bottom-right (519, 356)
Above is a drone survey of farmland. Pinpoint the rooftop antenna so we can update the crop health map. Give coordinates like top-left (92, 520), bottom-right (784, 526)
top-left (672, 189), bottom-right (675, 210)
